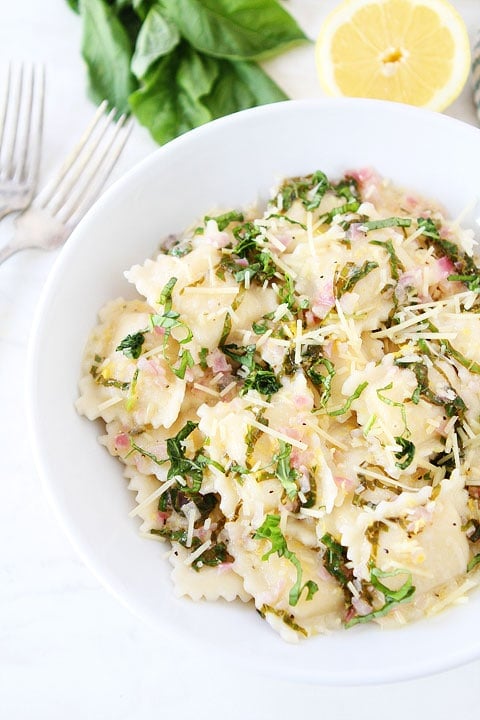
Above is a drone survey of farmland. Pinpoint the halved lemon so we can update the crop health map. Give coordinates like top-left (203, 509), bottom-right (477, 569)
top-left (316, 0), bottom-right (471, 111)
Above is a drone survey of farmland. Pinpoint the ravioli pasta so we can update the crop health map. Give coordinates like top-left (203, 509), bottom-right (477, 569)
top-left (77, 168), bottom-right (480, 641)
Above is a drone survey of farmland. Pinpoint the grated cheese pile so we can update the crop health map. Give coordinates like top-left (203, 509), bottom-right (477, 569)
top-left (77, 168), bottom-right (480, 641)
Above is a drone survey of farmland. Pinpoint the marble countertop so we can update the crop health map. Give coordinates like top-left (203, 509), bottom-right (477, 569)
top-left (1, 1), bottom-right (479, 717)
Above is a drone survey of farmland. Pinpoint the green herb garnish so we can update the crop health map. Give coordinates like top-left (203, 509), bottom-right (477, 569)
top-left (158, 276), bottom-right (177, 310)
top-left (318, 200), bottom-right (360, 225)
top-left (205, 210), bottom-right (244, 231)
top-left (321, 533), bottom-right (351, 587)
top-left (369, 239), bottom-right (404, 281)
top-left (116, 331), bottom-right (147, 360)
top-left (345, 566), bottom-right (415, 627)
top-left (253, 514), bottom-right (318, 606)
top-left (336, 261), bottom-right (379, 297)
top-left (273, 441), bottom-right (298, 500)
top-left (278, 170), bottom-right (330, 212)
top-left (361, 217), bottom-right (412, 231)
top-left (394, 436), bottom-right (416, 470)
top-left (447, 274), bottom-right (480, 292)
top-left (467, 554), bottom-right (480, 572)
top-left (326, 381), bottom-right (368, 417)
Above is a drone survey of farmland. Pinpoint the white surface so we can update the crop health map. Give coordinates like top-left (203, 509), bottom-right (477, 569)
top-left (1, 1), bottom-right (480, 717)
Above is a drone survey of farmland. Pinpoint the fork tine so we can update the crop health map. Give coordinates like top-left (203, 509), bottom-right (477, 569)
top-left (4, 64), bottom-right (25, 179)
top-left (60, 115), bottom-right (133, 226)
top-left (13, 63), bottom-right (34, 182)
top-left (18, 63), bottom-right (45, 185)
top-left (37, 99), bottom-right (109, 210)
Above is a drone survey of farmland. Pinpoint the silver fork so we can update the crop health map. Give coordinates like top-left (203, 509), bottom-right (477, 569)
top-left (0, 101), bottom-right (133, 265)
top-left (0, 62), bottom-right (45, 220)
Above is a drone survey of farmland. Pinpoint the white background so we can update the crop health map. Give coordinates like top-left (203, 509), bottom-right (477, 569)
top-left (1, 1), bottom-right (479, 717)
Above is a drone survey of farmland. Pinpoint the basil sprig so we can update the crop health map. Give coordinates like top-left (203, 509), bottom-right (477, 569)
top-left (67, 0), bottom-right (307, 144)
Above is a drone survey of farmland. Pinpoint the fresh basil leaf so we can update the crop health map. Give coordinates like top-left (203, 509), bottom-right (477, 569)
top-left (129, 44), bottom-right (217, 144)
top-left (157, 0), bottom-right (307, 61)
top-left (131, 6), bottom-right (180, 78)
top-left (79, 0), bottom-right (136, 114)
top-left (202, 58), bottom-right (287, 118)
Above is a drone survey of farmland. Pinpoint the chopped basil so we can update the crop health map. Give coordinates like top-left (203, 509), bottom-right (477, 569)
top-left (278, 170), bottom-right (330, 212)
top-left (252, 320), bottom-right (268, 335)
top-left (273, 441), bottom-right (298, 500)
top-left (336, 261), bottom-right (379, 297)
top-left (205, 210), bottom-right (244, 231)
top-left (369, 239), bottom-right (404, 281)
top-left (221, 343), bottom-right (256, 370)
top-left (242, 367), bottom-right (281, 396)
top-left (326, 381), bottom-right (368, 417)
top-left (467, 553), bottom-right (480, 572)
top-left (467, 520), bottom-right (480, 543)
top-left (345, 565), bottom-right (415, 627)
top-left (376, 382), bottom-right (408, 436)
top-left (321, 533), bottom-right (351, 587)
top-left (318, 200), bottom-right (361, 225)
top-left (394, 436), bottom-right (415, 470)
top-left (417, 217), bottom-right (440, 240)
top-left (191, 541), bottom-right (232, 570)
top-left (199, 347), bottom-right (209, 370)
top-left (332, 176), bottom-right (360, 202)
top-left (440, 339), bottom-right (480, 375)
top-left (129, 439), bottom-right (167, 467)
top-left (447, 273), bottom-right (480, 292)
top-left (265, 212), bottom-right (307, 230)
top-left (89, 358), bottom-right (130, 391)
top-left (232, 221), bottom-right (262, 256)
top-left (168, 242), bottom-right (192, 257)
top-left (221, 342), bottom-right (280, 397)
top-left (278, 272), bottom-right (296, 309)
top-left (173, 348), bottom-right (194, 379)
top-left (158, 276), bottom-right (177, 310)
top-left (361, 217), bottom-right (412, 231)
top-left (150, 309), bottom-right (193, 344)
top-left (305, 355), bottom-right (335, 407)
top-left (116, 330), bottom-right (147, 360)
top-left (417, 217), bottom-right (479, 275)
top-left (130, 421), bottom-right (216, 496)
top-left (125, 368), bottom-right (139, 410)
top-left (253, 514), bottom-right (318, 606)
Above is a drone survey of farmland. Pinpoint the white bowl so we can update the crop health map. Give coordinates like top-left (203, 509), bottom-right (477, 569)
top-left (28, 98), bottom-right (480, 685)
